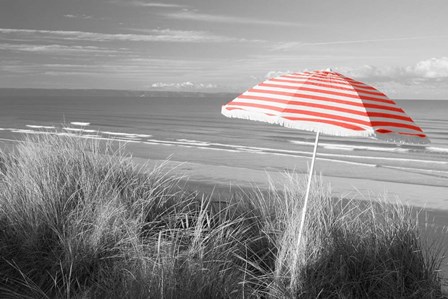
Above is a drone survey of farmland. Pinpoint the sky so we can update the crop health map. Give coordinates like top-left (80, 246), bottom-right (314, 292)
top-left (0, 0), bottom-right (448, 99)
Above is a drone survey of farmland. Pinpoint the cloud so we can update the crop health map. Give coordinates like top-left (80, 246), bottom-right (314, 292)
top-left (163, 10), bottom-right (303, 27)
top-left (334, 58), bottom-right (448, 98)
top-left (0, 28), bottom-right (252, 43)
top-left (340, 57), bottom-right (448, 81)
top-left (151, 81), bottom-right (218, 89)
top-left (410, 57), bottom-right (448, 78)
top-left (265, 70), bottom-right (293, 79)
top-left (270, 36), bottom-right (448, 51)
top-left (0, 43), bottom-right (124, 54)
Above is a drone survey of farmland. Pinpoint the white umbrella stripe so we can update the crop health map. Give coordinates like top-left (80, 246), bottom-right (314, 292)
top-left (248, 85), bottom-right (398, 107)
top-left (239, 90), bottom-right (408, 117)
top-left (260, 80), bottom-right (389, 100)
top-left (239, 92), bottom-right (408, 116)
top-left (233, 96), bottom-right (416, 124)
top-left (284, 73), bottom-right (378, 92)
top-left (234, 96), bottom-right (369, 114)
top-left (252, 84), bottom-right (395, 104)
top-left (227, 100), bottom-right (424, 135)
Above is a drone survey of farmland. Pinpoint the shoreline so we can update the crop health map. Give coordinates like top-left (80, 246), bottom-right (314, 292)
top-left (3, 137), bottom-right (447, 212)
top-left (133, 157), bottom-right (448, 212)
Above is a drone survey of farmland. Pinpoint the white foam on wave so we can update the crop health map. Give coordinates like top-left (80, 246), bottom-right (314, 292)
top-left (146, 139), bottom-right (175, 146)
top-left (177, 139), bottom-right (210, 147)
top-left (11, 129), bottom-right (38, 134)
top-left (196, 147), bottom-right (240, 153)
top-left (102, 131), bottom-right (136, 137)
top-left (63, 127), bottom-right (96, 133)
top-left (169, 139), bottom-right (448, 165)
top-left (77, 135), bottom-right (142, 143)
top-left (6, 127), bottom-right (146, 145)
top-left (54, 132), bottom-right (77, 137)
top-left (292, 140), bottom-right (448, 155)
top-left (101, 131), bottom-right (151, 138)
top-left (210, 142), bottom-right (305, 155)
top-left (318, 157), bottom-right (378, 167)
top-left (11, 129), bottom-right (51, 135)
top-left (290, 140), bottom-right (412, 153)
top-left (26, 125), bottom-right (55, 129)
top-left (70, 122), bottom-right (90, 126)
top-left (209, 141), bottom-right (441, 164)
top-left (322, 145), bottom-right (355, 151)
top-left (148, 139), bottom-right (207, 147)
top-left (427, 146), bottom-right (448, 153)
top-left (381, 165), bottom-right (448, 175)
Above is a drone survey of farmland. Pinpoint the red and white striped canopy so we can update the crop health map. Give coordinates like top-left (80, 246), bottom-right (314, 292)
top-left (221, 70), bottom-right (429, 144)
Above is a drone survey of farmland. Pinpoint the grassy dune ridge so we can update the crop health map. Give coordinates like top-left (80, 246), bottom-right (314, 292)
top-left (0, 134), bottom-right (445, 298)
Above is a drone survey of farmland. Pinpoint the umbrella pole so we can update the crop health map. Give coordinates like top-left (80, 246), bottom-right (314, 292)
top-left (291, 130), bottom-right (320, 287)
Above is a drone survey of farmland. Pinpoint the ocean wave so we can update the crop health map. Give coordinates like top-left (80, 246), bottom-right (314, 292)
top-left (63, 127), bottom-right (96, 133)
top-left (4, 124), bottom-right (447, 170)
top-left (6, 127), bottom-right (143, 144)
top-left (3, 127), bottom-right (448, 176)
top-left (196, 146), bottom-right (241, 153)
top-left (70, 122), bottom-right (90, 126)
top-left (75, 135), bottom-right (142, 143)
top-left (11, 129), bottom-right (41, 134)
top-left (380, 165), bottom-right (448, 176)
top-left (54, 132), bottom-right (77, 137)
top-left (176, 139), bottom-right (211, 147)
top-left (102, 131), bottom-right (151, 138)
top-left (82, 134), bottom-right (100, 138)
top-left (289, 140), bottom-right (412, 153)
top-left (11, 129), bottom-right (52, 135)
top-left (202, 141), bottom-right (446, 165)
top-left (289, 139), bottom-right (448, 155)
top-left (426, 146), bottom-right (448, 153)
top-left (140, 138), bottom-right (447, 166)
top-left (26, 125), bottom-right (55, 129)
top-left (102, 131), bottom-right (137, 136)
top-left (322, 145), bottom-right (355, 151)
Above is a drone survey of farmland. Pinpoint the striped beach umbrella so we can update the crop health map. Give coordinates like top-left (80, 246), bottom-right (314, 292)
top-left (222, 70), bottom-right (428, 143)
top-left (221, 69), bottom-right (429, 277)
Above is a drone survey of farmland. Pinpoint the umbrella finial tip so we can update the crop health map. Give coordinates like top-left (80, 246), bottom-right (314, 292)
top-left (325, 67), bottom-right (333, 72)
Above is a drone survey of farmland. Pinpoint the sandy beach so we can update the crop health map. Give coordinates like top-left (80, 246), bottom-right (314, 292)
top-left (131, 141), bottom-right (448, 287)
top-left (131, 155), bottom-right (448, 288)
top-left (129, 135), bottom-right (448, 210)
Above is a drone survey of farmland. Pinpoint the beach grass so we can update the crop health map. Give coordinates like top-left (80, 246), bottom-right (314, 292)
top-left (0, 133), bottom-right (445, 298)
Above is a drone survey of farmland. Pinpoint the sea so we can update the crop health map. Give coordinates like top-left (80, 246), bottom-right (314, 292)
top-left (0, 89), bottom-right (447, 202)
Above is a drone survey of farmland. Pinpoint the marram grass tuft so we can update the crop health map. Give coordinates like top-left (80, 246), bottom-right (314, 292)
top-left (0, 133), bottom-right (445, 298)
